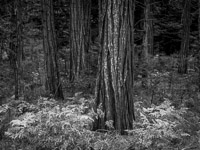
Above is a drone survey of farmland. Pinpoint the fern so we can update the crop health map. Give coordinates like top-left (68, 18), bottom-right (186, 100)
top-left (5, 97), bottom-right (96, 150)
top-left (127, 100), bottom-right (189, 149)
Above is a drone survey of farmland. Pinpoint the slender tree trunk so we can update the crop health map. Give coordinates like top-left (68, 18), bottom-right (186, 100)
top-left (69, 0), bottom-right (91, 81)
top-left (198, 0), bottom-right (200, 91)
top-left (41, 0), bottom-right (64, 99)
top-left (143, 0), bottom-right (154, 63)
top-left (16, 0), bottom-right (23, 97)
top-left (94, 0), bottom-right (135, 134)
top-left (178, 0), bottom-right (191, 74)
top-left (9, 0), bottom-right (23, 100)
top-left (83, 1), bottom-right (91, 54)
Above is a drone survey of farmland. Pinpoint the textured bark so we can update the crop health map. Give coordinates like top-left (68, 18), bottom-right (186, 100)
top-left (95, 0), bottom-right (135, 133)
top-left (42, 0), bottom-right (64, 99)
top-left (143, 0), bottom-right (154, 63)
top-left (178, 0), bottom-right (191, 74)
top-left (70, 0), bottom-right (91, 81)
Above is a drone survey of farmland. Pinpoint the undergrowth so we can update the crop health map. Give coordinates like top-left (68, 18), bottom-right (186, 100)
top-left (0, 95), bottom-right (199, 150)
top-left (1, 56), bottom-right (200, 150)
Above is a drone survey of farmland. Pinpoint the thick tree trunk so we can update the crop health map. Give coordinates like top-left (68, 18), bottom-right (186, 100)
top-left (94, 0), bottom-right (135, 134)
top-left (41, 0), bottom-right (64, 99)
top-left (178, 0), bottom-right (190, 74)
top-left (143, 0), bottom-right (154, 63)
top-left (70, 0), bottom-right (91, 81)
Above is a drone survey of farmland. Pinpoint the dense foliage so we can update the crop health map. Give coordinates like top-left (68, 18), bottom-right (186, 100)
top-left (1, 95), bottom-right (199, 150)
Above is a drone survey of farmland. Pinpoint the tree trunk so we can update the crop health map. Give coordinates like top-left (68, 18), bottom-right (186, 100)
top-left (198, 0), bottom-right (200, 91)
top-left (178, 0), bottom-right (191, 74)
top-left (69, 0), bottom-right (91, 81)
top-left (94, 0), bottom-right (135, 134)
top-left (9, 0), bottom-right (23, 100)
top-left (16, 0), bottom-right (23, 98)
top-left (143, 0), bottom-right (154, 63)
top-left (41, 0), bottom-right (64, 99)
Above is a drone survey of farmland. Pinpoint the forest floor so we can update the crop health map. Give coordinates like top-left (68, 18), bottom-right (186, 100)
top-left (1, 52), bottom-right (200, 149)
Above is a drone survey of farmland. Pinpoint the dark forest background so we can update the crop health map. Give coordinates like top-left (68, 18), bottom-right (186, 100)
top-left (1, 0), bottom-right (200, 150)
